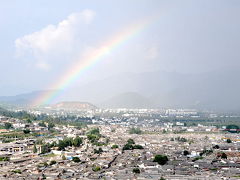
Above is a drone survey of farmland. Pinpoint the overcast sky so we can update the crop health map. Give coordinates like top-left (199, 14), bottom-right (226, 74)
top-left (0, 0), bottom-right (239, 96)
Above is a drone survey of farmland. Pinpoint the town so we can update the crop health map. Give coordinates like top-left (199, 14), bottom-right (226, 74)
top-left (0, 107), bottom-right (239, 179)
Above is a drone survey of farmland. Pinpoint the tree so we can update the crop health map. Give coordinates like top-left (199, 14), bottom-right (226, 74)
top-left (226, 124), bottom-right (239, 133)
top-left (49, 160), bottom-right (56, 165)
top-left (123, 143), bottom-right (134, 150)
top-left (221, 152), bottom-right (227, 159)
top-left (111, 144), bottom-right (119, 149)
top-left (129, 127), bottom-right (142, 134)
top-left (23, 129), bottom-right (31, 134)
top-left (26, 119), bottom-right (32, 124)
top-left (132, 168), bottom-right (140, 173)
top-left (153, 155), bottom-right (168, 165)
top-left (133, 144), bottom-right (144, 149)
top-left (72, 136), bottom-right (83, 147)
top-left (4, 122), bottom-right (12, 129)
top-left (127, 139), bottom-right (135, 145)
top-left (48, 122), bottom-right (55, 130)
top-left (183, 150), bottom-right (190, 156)
top-left (72, 157), bottom-right (80, 163)
top-left (226, 139), bottom-right (232, 143)
top-left (41, 144), bottom-right (51, 154)
top-left (62, 155), bottom-right (66, 160)
top-left (33, 144), bottom-right (38, 153)
top-left (213, 145), bottom-right (220, 149)
top-left (94, 148), bottom-right (103, 154)
top-left (92, 165), bottom-right (101, 172)
top-left (58, 140), bottom-right (66, 151)
top-left (123, 139), bottom-right (143, 151)
top-left (38, 122), bottom-right (46, 127)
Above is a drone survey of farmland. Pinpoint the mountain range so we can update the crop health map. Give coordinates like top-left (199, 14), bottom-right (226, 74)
top-left (0, 68), bottom-right (239, 111)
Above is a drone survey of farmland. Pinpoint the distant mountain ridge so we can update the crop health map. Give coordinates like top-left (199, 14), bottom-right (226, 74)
top-left (51, 101), bottom-right (97, 110)
top-left (0, 69), bottom-right (240, 111)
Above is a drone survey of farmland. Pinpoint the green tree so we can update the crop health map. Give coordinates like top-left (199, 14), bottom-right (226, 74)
top-left (72, 136), bottom-right (83, 147)
top-left (23, 129), bottom-right (31, 134)
top-left (26, 118), bottom-right (32, 124)
top-left (133, 144), bottom-right (144, 149)
top-left (111, 144), bottom-right (119, 149)
top-left (129, 127), bottom-right (142, 134)
top-left (41, 144), bottom-right (51, 154)
top-left (127, 139), bottom-right (135, 145)
top-left (132, 168), bottom-right (140, 173)
top-left (48, 122), bottom-right (55, 130)
top-left (33, 144), bottom-right (38, 153)
top-left (58, 140), bottom-right (66, 150)
top-left (62, 155), bottom-right (66, 160)
top-left (94, 147), bottom-right (103, 154)
top-left (49, 160), bottom-right (56, 165)
top-left (92, 165), bottom-right (101, 172)
top-left (226, 124), bottom-right (239, 133)
top-left (72, 157), bottom-right (80, 163)
top-left (123, 143), bottom-right (134, 150)
top-left (153, 155), bottom-right (168, 165)
top-left (221, 152), bottom-right (227, 159)
top-left (226, 139), bottom-right (232, 143)
top-left (38, 122), bottom-right (46, 127)
top-left (183, 150), bottom-right (190, 156)
top-left (4, 122), bottom-right (12, 129)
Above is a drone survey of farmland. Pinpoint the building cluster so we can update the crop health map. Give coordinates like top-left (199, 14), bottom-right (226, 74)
top-left (0, 113), bottom-right (239, 180)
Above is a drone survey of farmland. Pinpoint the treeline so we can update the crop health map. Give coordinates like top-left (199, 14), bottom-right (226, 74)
top-left (0, 107), bottom-right (92, 127)
top-left (39, 136), bottom-right (83, 154)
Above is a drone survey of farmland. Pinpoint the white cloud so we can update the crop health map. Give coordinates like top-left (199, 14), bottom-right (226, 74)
top-left (15, 9), bottom-right (96, 66)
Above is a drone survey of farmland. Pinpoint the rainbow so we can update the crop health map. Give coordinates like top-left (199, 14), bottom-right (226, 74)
top-left (32, 17), bottom-right (155, 107)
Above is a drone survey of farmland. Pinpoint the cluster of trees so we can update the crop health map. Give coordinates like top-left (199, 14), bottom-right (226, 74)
top-left (57, 136), bottom-right (83, 150)
top-left (72, 157), bottom-right (80, 163)
top-left (87, 128), bottom-right (101, 144)
top-left (226, 138), bottom-right (232, 143)
top-left (226, 124), bottom-right (239, 133)
top-left (37, 136), bottom-right (83, 154)
top-left (111, 144), bottom-right (119, 149)
top-left (122, 139), bottom-right (144, 151)
top-left (4, 122), bottom-right (12, 129)
top-left (0, 107), bottom-right (90, 129)
top-left (0, 108), bottom-right (36, 121)
top-left (153, 154), bottom-right (168, 165)
top-left (94, 147), bottom-right (103, 154)
top-left (92, 165), bottom-right (101, 172)
top-left (0, 156), bottom-right (10, 161)
top-left (199, 149), bottom-right (213, 156)
top-left (175, 137), bottom-right (187, 142)
top-left (183, 150), bottom-right (190, 156)
top-left (38, 121), bottom-right (55, 130)
top-left (129, 127), bottom-right (142, 134)
top-left (132, 168), bottom-right (140, 173)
